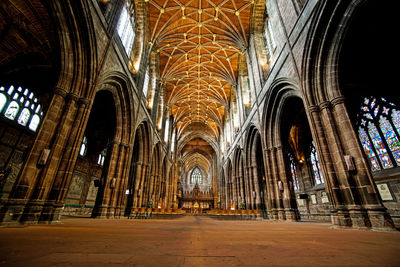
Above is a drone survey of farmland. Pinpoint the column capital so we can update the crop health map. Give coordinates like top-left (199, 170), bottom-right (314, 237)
top-left (319, 101), bottom-right (331, 111)
top-left (308, 105), bottom-right (320, 113)
top-left (331, 96), bottom-right (346, 107)
top-left (54, 87), bottom-right (68, 98)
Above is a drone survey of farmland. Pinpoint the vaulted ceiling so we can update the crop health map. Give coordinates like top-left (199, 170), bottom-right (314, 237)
top-left (148, 0), bottom-right (253, 138)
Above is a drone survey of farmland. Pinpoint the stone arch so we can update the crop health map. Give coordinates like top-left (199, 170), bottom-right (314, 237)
top-left (177, 132), bottom-right (219, 156)
top-left (302, 0), bottom-right (368, 104)
top-left (146, 142), bottom-right (162, 208)
top-left (244, 124), bottom-right (267, 212)
top-left (97, 72), bottom-right (135, 146)
top-left (301, 0), bottom-right (395, 229)
top-left (261, 79), bottom-right (304, 221)
top-left (232, 146), bottom-right (247, 209)
top-left (0, 0), bottom-right (101, 224)
top-left (125, 120), bottom-right (153, 213)
top-left (77, 71), bottom-right (136, 219)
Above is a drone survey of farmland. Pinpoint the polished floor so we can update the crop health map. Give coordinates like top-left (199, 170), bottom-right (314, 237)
top-left (0, 216), bottom-right (400, 266)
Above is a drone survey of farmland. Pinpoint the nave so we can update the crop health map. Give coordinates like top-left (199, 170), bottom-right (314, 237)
top-left (0, 216), bottom-right (399, 266)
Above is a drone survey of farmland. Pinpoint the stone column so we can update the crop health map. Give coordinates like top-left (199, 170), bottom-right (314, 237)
top-left (308, 104), bottom-right (348, 225)
top-left (232, 177), bottom-right (237, 209)
top-left (114, 143), bottom-right (131, 218)
top-left (264, 148), bottom-right (278, 219)
top-left (251, 166), bottom-right (262, 210)
top-left (244, 165), bottom-right (253, 209)
top-left (307, 97), bottom-right (394, 230)
top-left (276, 146), bottom-right (299, 221)
top-left (331, 97), bottom-right (393, 229)
top-left (40, 95), bottom-right (90, 222)
top-left (132, 162), bottom-right (143, 208)
top-left (268, 147), bottom-right (286, 220)
top-left (0, 88), bottom-right (79, 225)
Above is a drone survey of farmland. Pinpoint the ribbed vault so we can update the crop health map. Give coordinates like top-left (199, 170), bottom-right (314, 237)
top-left (148, 0), bottom-right (253, 137)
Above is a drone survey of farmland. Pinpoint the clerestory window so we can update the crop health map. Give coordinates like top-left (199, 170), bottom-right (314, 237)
top-left (117, 1), bottom-right (135, 55)
top-left (79, 136), bottom-right (88, 157)
top-left (264, 12), bottom-right (276, 60)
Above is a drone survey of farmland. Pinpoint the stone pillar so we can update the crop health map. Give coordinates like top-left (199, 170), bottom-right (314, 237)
top-left (264, 148), bottom-right (278, 219)
top-left (39, 95), bottom-right (90, 223)
top-left (106, 142), bottom-right (131, 218)
top-left (0, 87), bottom-right (81, 225)
top-left (276, 146), bottom-right (299, 221)
top-left (244, 165), bottom-right (253, 209)
top-left (251, 166), bottom-right (262, 210)
top-left (267, 147), bottom-right (286, 220)
top-left (112, 143), bottom-right (130, 217)
top-left (232, 177), bottom-right (237, 209)
top-left (309, 97), bottom-right (394, 230)
top-left (132, 162), bottom-right (143, 208)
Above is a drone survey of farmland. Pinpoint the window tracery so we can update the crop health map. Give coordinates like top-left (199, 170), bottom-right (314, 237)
top-left (289, 153), bottom-right (300, 190)
top-left (264, 12), bottom-right (276, 60)
top-left (357, 96), bottom-right (400, 171)
top-left (310, 141), bottom-right (324, 185)
top-left (0, 85), bottom-right (43, 132)
top-left (191, 167), bottom-right (202, 185)
top-left (142, 66), bottom-right (150, 98)
top-left (97, 149), bottom-right (107, 166)
top-left (117, 1), bottom-right (135, 55)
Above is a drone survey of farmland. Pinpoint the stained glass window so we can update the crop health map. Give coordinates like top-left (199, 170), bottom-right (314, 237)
top-left (117, 1), bottom-right (135, 55)
top-left (357, 96), bottom-right (400, 171)
top-left (1, 85), bottom-right (43, 132)
top-left (310, 141), bottom-right (324, 185)
top-left (392, 109), bottom-right (400, 133)
top-left (289, 153), bottom-right (300, 190)
top-left (191, 167), bottom-right (202, 184)
top-left (379, 116), bottom-right (400, 165)
top-left (4, 101), bottom-right (20, 120)
top-left (358, 127), bottom-right (380, 171)
top-left (17, 108), bottom-right (31, 126)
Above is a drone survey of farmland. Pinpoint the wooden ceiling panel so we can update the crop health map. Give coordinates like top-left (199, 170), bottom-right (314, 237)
top-left (148, 0), bottom-right (253, 137)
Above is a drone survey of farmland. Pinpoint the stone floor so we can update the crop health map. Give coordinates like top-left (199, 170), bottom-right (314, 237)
top-left (1, 216), bottom-right (400, 266)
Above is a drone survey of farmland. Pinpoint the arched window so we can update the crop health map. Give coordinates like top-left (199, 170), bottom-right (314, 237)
top-left (79, 136), bottom-right (88, 157)
top-left (164, 117), bottom-right (169, 142)
top-left (289, 153), bottom-right (300, 190)
top-left (357, 96), bottom-right (400, 171)
top-left (191, 167), bottom-right (202, 184)
top-left (310, 141), bottom-right (324, 185)
top-left (264, 11), bottom-right (276, 60)
top-left (0, 85), bottom-right (43, 132)
top-left (117, 0), bottom-right (135, 55)
top-left (142, 66), bottom-right (150, 98)
top-left (97, 148), bottom-right (107, 166)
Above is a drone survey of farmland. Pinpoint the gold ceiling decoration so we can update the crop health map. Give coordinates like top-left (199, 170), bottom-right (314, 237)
top-left (148, 0), bottom-right (253, 137)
